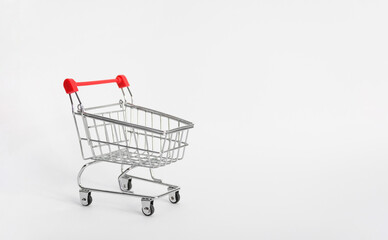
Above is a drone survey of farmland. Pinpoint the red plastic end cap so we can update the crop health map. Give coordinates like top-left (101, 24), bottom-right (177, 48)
top-left (116, 75), bottom-right (129, 88)
top-left (64, 78), bottom-right (78, 94)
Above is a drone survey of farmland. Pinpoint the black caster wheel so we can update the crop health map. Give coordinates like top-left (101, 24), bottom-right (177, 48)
top-left (125, 178), bottom-right (132, 191)
top-left (169, 191), bottom-right (180, 204)
top-left (80, 191), bottom-right (93, 206)
top-left (119, 175), bottom-right (132, 192)
top-left (86, 194), bottom-right (93, 206)
top-left (142, 201), bottom-right (155, 216)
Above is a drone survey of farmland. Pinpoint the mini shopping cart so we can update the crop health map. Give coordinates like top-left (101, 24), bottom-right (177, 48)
top-left (63, 75), bottom-right (194, 216)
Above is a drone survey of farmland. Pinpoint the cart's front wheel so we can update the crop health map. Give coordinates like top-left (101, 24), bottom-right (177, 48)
top-left (169, 191), bottom-right (180, 204)
top-left (142, 203), bottom-right (155, 216)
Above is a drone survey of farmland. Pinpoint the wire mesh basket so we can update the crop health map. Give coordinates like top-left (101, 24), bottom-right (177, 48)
top-left (76, 101), bottom-right (192, 168)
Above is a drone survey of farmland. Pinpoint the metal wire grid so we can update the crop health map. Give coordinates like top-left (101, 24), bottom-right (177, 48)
top-left (74, 102), bottom-right (191, 168)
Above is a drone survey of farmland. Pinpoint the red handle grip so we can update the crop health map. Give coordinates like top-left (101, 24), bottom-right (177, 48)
top-left (63, 75), bottom-right (129, 94)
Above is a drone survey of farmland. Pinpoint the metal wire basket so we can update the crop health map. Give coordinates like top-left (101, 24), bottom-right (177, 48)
top-left (76, 101), bottom-right (192, 168)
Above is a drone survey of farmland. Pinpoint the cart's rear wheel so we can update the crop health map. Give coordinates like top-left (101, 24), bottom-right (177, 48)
top-left (80, 191), bottom-right (93, 206)
top-left (142, 202), bottom-right (155, 216)
top-left (118, 175), bottom-right (132, 192)
top-left (169, 191), bottom-right (180, 204)
top-left (122, 178), bottom-right (132, 191)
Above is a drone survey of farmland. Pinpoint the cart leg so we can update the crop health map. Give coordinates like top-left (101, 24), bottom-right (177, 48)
top-left (79, 189), bottom-right (92, 206)
top-left (149, 169), bottom-right (162, 183)
top-left (78, 160), bottom-right (99, 189)
top-left (141, 198), bottom-right (155, 216)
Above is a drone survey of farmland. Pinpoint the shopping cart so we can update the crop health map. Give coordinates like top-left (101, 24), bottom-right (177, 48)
top-left (63, 75), bottom-right (194, 216)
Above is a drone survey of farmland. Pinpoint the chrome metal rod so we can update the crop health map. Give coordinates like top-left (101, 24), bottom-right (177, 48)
top-left (78, 112), bottom-right (164, 135)
top-left (149, 169), bottom-right (162, 183)
top-left (125, 103), bottom-right (193, 125)
top-left (77, 160), bottom-right (100, 188)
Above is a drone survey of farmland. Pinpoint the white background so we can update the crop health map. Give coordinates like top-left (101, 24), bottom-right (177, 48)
top-left (1, 0), bottom-right (388, 239)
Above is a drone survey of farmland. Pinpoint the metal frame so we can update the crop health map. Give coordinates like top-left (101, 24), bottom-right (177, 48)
top-left (77, 161), bottom-right (179, 200)
top-left (68, 86), bottom-right (193, 216)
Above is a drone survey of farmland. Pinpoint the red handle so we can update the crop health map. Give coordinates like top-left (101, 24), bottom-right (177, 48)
top-left (63, 75), bottom-right (129, 94)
